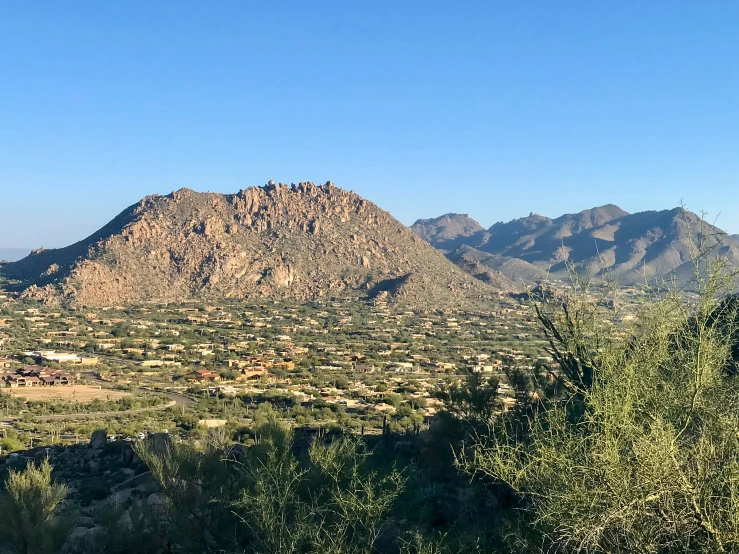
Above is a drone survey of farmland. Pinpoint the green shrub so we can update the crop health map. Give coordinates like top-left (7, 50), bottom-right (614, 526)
top-left (0, 460), bottom-right (68, 554)
top-left (463, 255), bottom-right (739, 553)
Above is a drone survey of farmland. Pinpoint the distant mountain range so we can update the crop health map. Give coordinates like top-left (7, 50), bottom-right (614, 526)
top-left (412, 206), bottom-right (739, 287)
top-left (4, 188), bottom-right (736, 308)
top-left (410, 214), bottom-right (485, 251)
top-left (0, 182), bottom-right (495, 307)
top-left (0, 248), bottom-right (31, 262)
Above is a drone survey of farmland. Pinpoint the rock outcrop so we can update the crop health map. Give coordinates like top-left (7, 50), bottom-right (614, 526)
top-left (1, 182), bottom-right (497, 307)
top-left (89, 429), bottom-right (107, 450)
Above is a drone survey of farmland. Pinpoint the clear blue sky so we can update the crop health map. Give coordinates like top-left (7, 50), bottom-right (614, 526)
top-left (1, 1), bottom-right (738, 249)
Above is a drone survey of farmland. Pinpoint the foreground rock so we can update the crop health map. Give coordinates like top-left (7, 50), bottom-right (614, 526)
top-left (0, 442), bottom-right (150, 505)
top-left (89, 429), bottom-right (107, 450)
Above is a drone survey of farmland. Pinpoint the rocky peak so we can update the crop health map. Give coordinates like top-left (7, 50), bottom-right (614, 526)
top-left (3, 182), bottom-right (497, 308)
top-left (411, 213), bottom-right (485, 251)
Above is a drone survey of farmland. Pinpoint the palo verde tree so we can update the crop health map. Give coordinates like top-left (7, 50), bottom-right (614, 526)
top-left (462, 227), bottom-right (739, 553)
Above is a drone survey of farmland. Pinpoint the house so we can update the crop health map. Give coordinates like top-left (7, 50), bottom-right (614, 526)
top-left (6, 374), bottom-right (29, 387)
top-left (236, 368), bottom-right (275, 381)
top-left (185, 369), bottom-right (221, 382)
top-left (40, 374), bottom-right (69, 386)
top-left (8, 374), bottom-right (41, 387)
top-left (22, 351), bottom-right (98, 366)
top-left (137, 360), bottom-right (182, 368)
top-left (19, 365), bottom-right (42, 376)
top-left (122, 348), bottom-right (145, 355)
top-left (2, 366), bottom-right (73, 387)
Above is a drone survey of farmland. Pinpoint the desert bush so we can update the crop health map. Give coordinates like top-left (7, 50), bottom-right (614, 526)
top-left (136, 417), bottom-right (406, 553)
top-left (463, 252), bottom-right (739, 553)
top-left (0, 460), bottom-right (69, 554)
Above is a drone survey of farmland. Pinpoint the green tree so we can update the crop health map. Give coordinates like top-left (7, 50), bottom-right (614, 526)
top-left (434, 371), bottom-right (501, 426)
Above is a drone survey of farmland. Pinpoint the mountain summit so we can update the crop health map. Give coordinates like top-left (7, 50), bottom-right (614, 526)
top-left (410, 214), bottom-right (485, 251)
top-left (2, 182), bottom-right (495, 307)
top-left (413, 205), bottom-right (739, 287)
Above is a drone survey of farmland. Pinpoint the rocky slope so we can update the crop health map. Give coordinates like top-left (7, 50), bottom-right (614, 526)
top-left (1, 182), bottom-right (496, 307)
top-left (414, 205), bottom-right (739, 287)
top-left (446, 245), bottom-right (551, 285)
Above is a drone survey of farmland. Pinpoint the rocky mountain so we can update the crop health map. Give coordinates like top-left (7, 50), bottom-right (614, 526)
top-left (446, 245), bottom-right (551, 285)
top-left (444, 249), bottom-right (518, 291)
top-left (410, 214), bottom-right (485, 251)
top-left (413, 205), bottom-right (739, 287)
top-left (0, 182), bottom-right (496, 307)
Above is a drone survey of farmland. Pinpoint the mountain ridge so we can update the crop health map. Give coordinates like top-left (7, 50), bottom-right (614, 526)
top-left (412, 205), bottom-right (739, 287)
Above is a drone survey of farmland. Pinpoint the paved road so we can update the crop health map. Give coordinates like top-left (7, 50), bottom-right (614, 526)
top-left (160, 391), bottom-right (195, 407)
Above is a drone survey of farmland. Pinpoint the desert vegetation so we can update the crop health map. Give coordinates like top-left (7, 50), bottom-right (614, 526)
top-left (1, 246), bottom-right (738, 552)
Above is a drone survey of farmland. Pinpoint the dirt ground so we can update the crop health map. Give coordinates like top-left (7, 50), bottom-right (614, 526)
top-left (10, 385), bottom-right (131, 403)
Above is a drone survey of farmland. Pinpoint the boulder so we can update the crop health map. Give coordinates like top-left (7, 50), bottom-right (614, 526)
top-left (223, 443), bottom-right (247, 461)
top-left (33, 448), bottom-right (50, 465)
top-left (147, 433), bottom-right (171, 455)
top-left (146, 493), bottom-right (168, 518)
top-left (89, 430), bottom-right (107, 450)
top-left (122, 446), bottom-right (135, 466)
